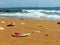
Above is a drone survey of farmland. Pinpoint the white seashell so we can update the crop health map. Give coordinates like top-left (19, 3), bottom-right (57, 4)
top-left (12, 22), bottom-right (15, 25)
top-left (0, 21), bottom-right (5, 23)
top-left (21, 23), bottom-right (25, 25)
top-left (0, 27), bottom-right (4, 30)
top-left (23, 33), bottom-right (30, 35)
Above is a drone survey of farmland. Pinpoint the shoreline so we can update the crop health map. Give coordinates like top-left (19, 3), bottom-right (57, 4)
top-left (0, 17), bottom-right (60, 21)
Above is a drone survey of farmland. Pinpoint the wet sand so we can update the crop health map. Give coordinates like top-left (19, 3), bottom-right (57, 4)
top-left (0, 18), bottom-right (60, 45)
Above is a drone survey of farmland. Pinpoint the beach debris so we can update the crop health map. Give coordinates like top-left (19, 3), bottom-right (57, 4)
top-left (7, 22), bottom-right (15, 26)
top-left (0, 21), bottom-right (5, 23)
top-left (21, 22), bottom-right (25, 25)
top-left (12, 32), bottom-right (30, 37)
top-left (57, 22), bottom-right (60, 24)
top-left (0, 26), bottom-right (4, 30)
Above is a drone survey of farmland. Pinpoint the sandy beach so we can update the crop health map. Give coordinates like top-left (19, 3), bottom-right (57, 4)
top-left (0, 18), bottom-right (60, 45)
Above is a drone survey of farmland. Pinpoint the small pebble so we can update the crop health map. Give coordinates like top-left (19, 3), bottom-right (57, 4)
top-left (57, 22), bottom-right (60, 24)
top-left (45, 34), bottom-right (48, 36)
top-left (20, 18), bottom-right (24, 20)
top-left (7, 22), bottom-right (15, 26)
top-left (38, 25), bottom-right (43, 27)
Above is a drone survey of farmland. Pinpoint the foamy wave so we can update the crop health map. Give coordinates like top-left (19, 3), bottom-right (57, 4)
top-left (0, 10), bottom-right (60, 20)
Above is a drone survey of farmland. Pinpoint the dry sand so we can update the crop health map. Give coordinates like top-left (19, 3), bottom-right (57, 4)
top-left (0, 18), bottom-right (60, 45)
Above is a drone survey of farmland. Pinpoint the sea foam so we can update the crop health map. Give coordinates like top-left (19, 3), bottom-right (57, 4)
top-left (0, 10), bottom-right (60, 20)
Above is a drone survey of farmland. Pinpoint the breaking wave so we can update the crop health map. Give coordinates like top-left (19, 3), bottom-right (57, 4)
top-left (0, 10), bottom-right (60, 20)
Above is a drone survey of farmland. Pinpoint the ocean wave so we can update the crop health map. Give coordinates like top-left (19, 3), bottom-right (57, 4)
top-left (0, 10), bottom-right (60, 20)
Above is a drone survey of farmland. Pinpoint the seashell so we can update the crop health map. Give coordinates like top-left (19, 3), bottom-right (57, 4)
top-left (0, 21), bottom-right (5, 23)
top-left (0, 26), bottom-right (4, 30)
top-left (21, 23), bottom-right (25, 25)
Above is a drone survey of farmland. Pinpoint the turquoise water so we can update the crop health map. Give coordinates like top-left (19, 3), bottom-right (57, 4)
top-left (0, 7), bottom-right (60, 10)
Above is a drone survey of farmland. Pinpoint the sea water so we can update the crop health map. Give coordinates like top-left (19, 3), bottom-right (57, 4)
top-left (0, 7), bottom-right (60, 20)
